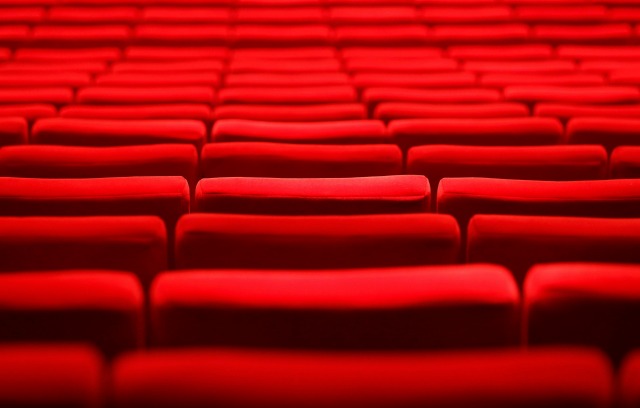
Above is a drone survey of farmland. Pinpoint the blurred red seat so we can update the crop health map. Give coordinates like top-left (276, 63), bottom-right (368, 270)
top-left (375, 102), bottom-right (529, 121)
top-left (505, 86), bottom-right (640, 104)
top-left (61, 104), bottom-right (211, 122)
top-left (77, 86), bottom-right (216, 105)
top-left (611, 146), bottom-right (640, 178)
top-left (568, 118), bottom-right (640, 151)
top-left (0, 117), bottom-right (27, 147)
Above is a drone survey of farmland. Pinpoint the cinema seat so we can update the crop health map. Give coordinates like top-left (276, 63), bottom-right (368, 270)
top-left (228, 59), bottom-right (341, 73)
top-left (329, 6), bottom-right (419, 25)
top-left (532, 24), bottom-right (632, 43)
top-left (225, 73), bottom-right (351, 87)
top-left (0, 61), bottom-right (108, 74)
top-left (151, 264), bottom-right (518, 348)
top-left (557, 45), bottom-right (640, 60)
top-left (211, 119), bottom-right (389, 144)
top-left (467, 215), bottom-right (640, 285)
top-left (96, 72), bottom-right (221, 87)
top-left (194, 175), bottom-right (429, 215)
top-left (111, 348), bottom-right (612, 408)
top-left (344, 58), bottom-right (458, 73)
top-left (568, 118), bottom-right (640, 152)
top-left (124, 46), bottom-right (228, 60)
top-left (390, 118), bottom-right (564, 151)
top-left (335, 25), bottom-right (430, 45)
top-left (32, 118), bottom-right (207, 149)
top-left (232, 25), bottom-right (332, 46)
top-left (535, 103), bottom-right (640, 121)
top-left (60, 104), bottom-right (212, 122)
top-left (47, 6), bottom-right (140, 24)
top-left (432, 24), bottom-right (530, 43)
top-left (480, 73), bottom-right (604, 87)
top-left (110, 60), bottom-right (224, 73)
top-left (408, 145), bottom-right (607, 190)
top-left (0, 145), bottom-right (198, 186)
top-left (352, 72), bottom-right (476, 89)
top-left (0, 216), bottom-right (166, 286)
top-left (0, 117), bottom-right (27, 147)
top-left (0, 7), bottom-right (45, 24)
top-left (620, 351), bottom-right (640, 408)
top-left (0, 176), bottom-right (189, 231)
top-left (0, 104), bottom-right (56, 121)
top-left (76, 86), bottom-right (216, 105)
top-left (341, 46), bottom-right (441, 59)
top-left (134, 25), bottom-right (229, 45)
top-left (611, 147), bottom-right (640, 179)
top-left (464, 60), bottom-right (576, 74)
top-left (213, 104), bottom-right (366, 121)
top-left (175, 213), bottom-right (460, 269)
top-left (235, 7), bottom-right (326, 24)
top-left (447, 44), bottom-right (553, 60)
top-left (141, 7), bottom-right (231, 23)
top-left (201, 143), bottom-right (402, 177)
top-left (13, 47), bottom-right (121, 61)
top-left (0, 271), bottom-right (143, 357)
top-left (525, 263), bottom-right (640, 362)
top-left (420, 6), bottom-right (512, 24)
top-left (233, 46), bottom-right (336, 60)
top-left (375, 102), bottom-right (529, 121)
top-left (0, 72), bottom-right (92, 88)
top-left (0, 345), bottom-right (103, 408)
top-left (0, 25), bottom-right (29, 46)
top-left (363, 88), bottom-right (502, 110)
top-left (218, 86), bottom-right (357, 105)
top-left (0, 88), bottom-right (73, 107)
top-left (505, 86), bottom-right (640, 105)
top-left (514, 5), bottom-right (607, 22)
top-left (31, 25), bottom-right (132, 46)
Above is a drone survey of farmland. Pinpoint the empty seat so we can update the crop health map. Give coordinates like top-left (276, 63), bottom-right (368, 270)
top-left (557, 45), bottom-right (640, 60)
top-left (464, 60), bottom-right (576, 74)
top-left (211, 119), bottom-right (389, 144)
top-left (141, 7), bottom-right (231, 23)
top-left (439, 178), bottom-right (640, 229)
top-left (47, 6), bottom-right (139, 24)
top-left (13, 47), bottom-right (121, 61)
top-left (611, 146), bottom-right (640, 178)
top-left (531, 24), bottom-right (632, 43)
top-left (447, 44), bottom-right (553, 60)
top-left (213, 103), bottom-right (366, 121)
top-left (525, 262), bottom-right (640, 362)
top-left (60, 104), bottom-right (212, 122)
top-left (134, 25), bottom-right (229, 45)
top-left (0, 345), bottom-right (103, 408)
top-left (0, 61), bottom-right (108, 74)
top-left (0, 25), bottom-right (29, 46)
top-left (0, 176), bottom-right (189, 230)
top-left (96, 72), bottom-right (221, 87)
top-left (480, 73), bottom-right (604, 87)
top-left (352, 72), bottom-right (476, 89)
top-left (151, 264), bottom-right (518, 348)
top-left (31, 25), bottom-right (132, 46)
top-left (0, 88), bottom-right (73, 106)
top-left (341, 46), bottom-right (441, 59)
top-left (0, 7), bottom-right (45, 24)
top-left (218, 86), bottom-right (357, 105)
top-left (375, 102), bottom-right (529, 121)
top-left (329, 6), bottom-right (419, 25)
top-left (0, 72), bottom-right (92, 88)
top-left (228, 58), bottom-right (341, 73)
top-left (0, 216), bottom-right (166, 286)
top-left (420, 6), bottom-right (512, 24)
top-left (432, 24), bottom-right (529, 43)
top-left (514, 6), bottom-right (607, 22)
top-left (201, 142), bottom-right (402, 178)
top-left (111, 348), bottom-right (612, 408)
top-left (175, 213), bottom-right (460, 269)
top-left (235, 7), bottom-right (326, 24)
top-left (0, 104), bottom-right (56, 121)
top-left (110, 60), bottom-right (224, 73)
top-left (408, 145), bottom-right (607, 189)
top-left (620, 351), bottom-right (640, 408)
top-left (76, 87), bottom-right (216, 105)
top-left (0, 117), bottom-right (27, 147)
top-left (0, 271), bottom-right (143, 357)
top-left (0, 48), bottom-right (8, 60)
top-left (124, 46), bottom-right (228, 60)
top-left (505, 86), bottom-right (640, 104)
top-left (225, 73), bottom-right (351, 87)
top-left (232, 25), bottom-right (332, 46)
top-left (344, 58), bottom-right (458, 73)
top-left (32, 118), bottom-right (207, 149)
top-left (335, 25), bottom-right (430, 45)
top-left (535, 103), bottom-right (640, 121)
top-left (467, 215), bottom-right (640, 285)
top-left (0, 145), bottom-right (198, 186)
top-left (390, 118), bottom-right (564, 151)
top-left (568, 118), bottom-right (640, 151)
top-left (195, 175), bottom-right (429, 214)
top-left (363, 88), bottom-right (502, 109)
top-left (232, 46), bottom-right (336, 60)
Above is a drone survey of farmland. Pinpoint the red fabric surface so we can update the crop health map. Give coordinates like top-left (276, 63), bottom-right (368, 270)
top-left (212, 104), bottom-right (366, 121)
top-left (620, 350), bottom-right (640, 408)
top-left (568, 118), bottom-right (640, 151)
top-left (76, 86), bottom-right (216, 105)
top-left (611, 146), bottom-right (640, 179)
top-left (375, 102), bottom-right (529, 121)
top-left (61, 104), bottom-right (212, 121)
top-left (0, 116), bottom-right (27, 147)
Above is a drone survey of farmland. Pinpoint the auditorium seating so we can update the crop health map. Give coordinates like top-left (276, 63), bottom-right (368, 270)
top-left (621, 351), bottom-right (640, 408)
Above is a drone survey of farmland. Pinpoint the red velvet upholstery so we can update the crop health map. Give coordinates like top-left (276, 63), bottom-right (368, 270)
top-left (142, 7), bottom-right (232, 23)
top-left (32, 118), bottom-right (207, 149)
top-left (0, 345), bottom-right (103, 408)
top-left (232, 25), bottom-right (332, 46)
top-left (134, 25), bottom-right (229, 45)
top-left (448, 44), bottom-right (553, 59)
top-left (363, 87), bottom-right (502, 109)
top-left (0, 104), bottom-right (56, 121)
top-left (0, 145), bottom-right (198, 186)
top-left (211, 119), bottom-right (389, 144)
top-left (61, 104), bottom-right (212, 121)
top-left (225, 73), bottom-right (351, 87)
top-left (175, 213), bottom-right (460, 269)
top-left (611, 147), bottom-right (640, 179)
top-left (352, 72), bottom-right (476, 88)
top-left (96, 72), bottom-right (221, 87)
top-left (531, 24), bottom-right (632, 43)
top-left (235, 7), bottom-right (326, 24)
top-left (505, 86), bottom-right (640, 104)
top-left (233, 47), bottom-right (334, 59)
top-left (151, 264), bottom-right (518, 348)
top-left (201, 142), bottom-right (402, 177)
top-left (212, 104), bottom-right (366, 121)
top-left (218, 86), bottom-right (357, 105)
top-left (14, 47), bottom-right (121, 61)
top-left (0, 271), bottom-right (143, 357)
top-left (0, 72), bottom-right (92, 88)
top-left (111, 348), bottom-right (612, 408)
top-left (620, 351), bottom-right (640, 408)
top-left (110, 60), bottom-right (224, 73)
top-left (124, 46), bottom-right (227, 60)
top-left (0, 216), bottom-right (166, 286)
top-left (31, 25), bottom-right (132, 46)
top-left (525, 262), bottom-right (640, 363)
top-left (0, 116), bottom-right (27, 147)
top-left (535, 104), bottom-right (640, 121)
top-left (194, 175), bottom-right (429, 214)
top-left (335, 25), bottom-right (430, 45)
top-left (76, 86), bottom-right (216, 105)
top-left (375, 102), bottom-right (529, 121)
top-left (229, 58), bottom-right (341, 73)
top-left (0, 88), bottom-right (73, 106)
top-left (568, 118), bottom-right (640, 152)
top-left (467, 215), bottom-right (640, 285)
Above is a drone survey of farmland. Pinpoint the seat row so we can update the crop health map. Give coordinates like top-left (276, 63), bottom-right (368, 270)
top-left (0, 263), bottom-right (640, 361)
top-left (2, 345), bottom-right (638, 408)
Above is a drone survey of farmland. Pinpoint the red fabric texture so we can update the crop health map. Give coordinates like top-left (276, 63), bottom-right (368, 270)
top-left (620, 351), bottom-right (640, 408)
top-left (212, 104), bottom-right (366, 121)
top-left (568, 118), bottom-right (640, 152)
top-left (611, 147), bottom-right (640, 179)
top-left (0, 117), bottom-right (27, 147)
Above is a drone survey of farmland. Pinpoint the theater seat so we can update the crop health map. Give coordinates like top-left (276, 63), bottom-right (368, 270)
top-left (76, 86), bottom-right (216, 105)
top-left (531, 24), bottom-right (632, 43)
top-left (341, 46), bottom-right (441, 59)
top-left (505, 86), bottom-right (640, 105)
top-left (611, 147), bottom-right (640, 179)
top-left (111, 348), bottom-right (612, 408)
top-left (124, 46), bottom-right (228, 60)
top-left (344, 58), bottom-right (457, 74)
top-left (0, 176), bottom-right (189, 230)
top-left (438, 178), bottom-right (640, 228)
top-left (0, 145), bottom-right (198, 186)
top-left (141, 7), bottom-right (231, 23)
top-left (447, 44), bottom-right (553, 60)
top-left (175, 213), bottom-right (460, 269)
top-left (375, 102), bottom-right (529, 121)
top-left (32, 118), bottom-right (207, 149)
top-left (213, 104), bottom-right (366, 121)
top-left (225, 73), bottom-right (350, 87)
top-left (47, 7), bottom-right (139, 25)
top-left (335, 25), bottom-right (430, 45)
top-left (408, 145), bottom-right (607, 189)
top-left (218, 86), bottom-right (357, 105)
top-left (0, 345), bottom-right (103, 408)
top-left (232, 25), bottom-right (332, 46)
top-left (235, 7), bottom-right (326, 24)
top-left (363, 87), bottom-right (502, 110)
top-left (151, 264), bottom-right (518, 348)
top-left (525, 263), bottom-right (640, 363)
top-left (352, 72), bottom-right (476, 89)
top-left (480, 73), bottom-right (604, 87)
top-left (194, 175), bottom-right (429, 214)
top-left (0, 117), bottom-right (27, 147)
top-left (134, 24), bottom-right (229, 45)
top-left (31, 25), bottom-right (132, 46)
top-left (0, 61), bottom-right (107, 74)
top-left (535, 103), bottom-right (640, 121)
top-left (201, 143), bottom-right (402, 178)
top-left (0, 271), bottom-right (143, 357)
top-left (568, 118), bottom-right (640, 152)
top-left (0, 88), bottom-right (73, 106)
top-left (95, 72), bottom-right (221, 88)
top-left (0, 104), bottom-right (56, 121)
top-left (228, 58), bottom-right (341, 73)
top-left (110, 60), bottom-right (224, 73)
top-left (60, 104), bottom-right (212, 122)
top-left (0, 72), bottom-right (92, 88)
top-left (467, 215), bottom-right (640, 285)
top-left (211, 119), bottom-right (389, 144)
top-left (0, 216), bottom-right (167, 286)
top-left (620, 351), bottom-right (640, 408)
top-left (14, 47), bottom-right (121, 61)
top-left (432, 24), bottom-right (529, 43)
top-left (390, 118), bottom-right (564, 151)
top-left (232, 46), bottom-right (335, 60)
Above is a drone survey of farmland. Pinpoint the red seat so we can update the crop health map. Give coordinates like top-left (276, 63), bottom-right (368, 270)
top-left (124, 46), bottom-right (228, 60)
top-left (0, 7), bottom-right (45, 24)
top-left (0, 48), bottom-right (9, 61)
top-left (201, 142), bottom-right (402, 178)
top-left (218, 86), bottom-right (357, 105)
top-left (134, 24), bottom-right (229, 45)
top-left (611, 146), bottom-right (640, 178)
top-left (514, 6), bottom-right (607, 23)
top-left (60, 104), bottom-right (211, 122)
top-left (32, 118), bottom-right (207, 149)
top-left (0, 145), bottom-right (198, 186)
top-left (420, 6), bottom-right (512, 24)
top-left (111, 348), bottom-right (612, 408)
top-left (0, 72), bottom-right (92, 88)
top-left (0, 271), bottom-right (143, 357)
top-left (344, 58), bottom-right (458, 73)
top-left (464, 60), bottom-right (576, 73)
top-left (151, 264), bottom-right (517, 348)
top-left (175, 213), bottom-right (460, 269)
top-left (0, 61), bottom-right (108, 74)
top-left (13, 47), bottom-right (121, 61)
top-left (335, 25), bottom-right (430, 45)
top-left (375, 102), bottom-right (528, 121)
top-left (110, 60), bottom-right (224, 73)
top-left (228, 59), bottom-right (341, 73)
top-left (439, 178), bottom-right (640, 229)
top-left (535, 103), bottom-right (640, 121)
top-left (47, 6), bottom-right (140, 24)
top-left (211, 119), bottom-right (389, 144)
top-left (447, 44), bottom-right (553, 59)
top-left (432, 24), bottom-right (529, 43)
top-left (467, 215), bottom-right (640, 285)
top-left (352, 72), bottom-right (476, 89)
top-left (0, 25), bottom-right (32, 46)
top-left (141, 7), bottom-right (231, 23)
top-left (0, 345), bottom-right (103, 408)
top-left (233, 46), bottom-right (336, 59)
top-left (329, 6), bottom-right (419, 25)
top-left (525, 262), bottom-right (640, 362)
top-left (505, 86), bottom-right (640, 104)
top-left (96, 72), bottom-right (220, 87)
top-left (341, 46), bottom-right (441, 59)
top-left (557, 45), bottom-right (640, 60)
top-left (31, 25), bottom-right (132, 46)
top-left (568, 118), bottom-right (640, 151)
top-left (76, 86), bottom-right (216, 105)
top-left (363, 87), bottom-right (502, 110)
top-left (620, 351), bottom-right (640, 408)
top-left (532, 24), bottom-right (632, 43)
top-left (235, 7), bottom-right (326, 24)
top-left (0, 216), bottom-right (167, 286)
top-left (213, 104), bottom-right (366, 121)
top-left (390, 117), bottom-right (563, 151)
top-left (0, 117), bottom-right (27, 147)
top-left (0, 104), bottom-right (56, 121)
top-left (195, 175), bottom-right (429, 214)
top-left (225, 73), bottom-right (351, 87)
top-left (232, 25), bottom-right (332, 46)
top-left (480, 73), bottom-right (604, 87)
top-left (0, 88), bottom-right (73, 106)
